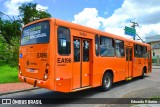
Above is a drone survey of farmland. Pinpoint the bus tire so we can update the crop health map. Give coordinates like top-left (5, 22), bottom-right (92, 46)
top-left (101, 72), bottom-right (113, 91)
top-left (140, 69), bottom-right (145, 79)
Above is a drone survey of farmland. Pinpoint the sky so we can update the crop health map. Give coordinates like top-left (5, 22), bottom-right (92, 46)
top-left (0, 0), bottom-right (160, 41)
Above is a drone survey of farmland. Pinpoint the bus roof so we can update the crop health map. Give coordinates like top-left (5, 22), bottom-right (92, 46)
top-left (23, 18), bottom-right (150, 47)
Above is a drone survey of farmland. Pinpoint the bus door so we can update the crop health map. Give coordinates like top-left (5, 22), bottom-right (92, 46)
top-left (73, 37), bottom-right (91, 89)
top-left (126, 47), bottom-right (133, 77)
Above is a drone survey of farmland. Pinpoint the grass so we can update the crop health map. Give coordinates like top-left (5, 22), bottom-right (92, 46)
top-left (150, 96), bottom-right (160, 100)
top-left (0, 60), bottom-right (19, 84)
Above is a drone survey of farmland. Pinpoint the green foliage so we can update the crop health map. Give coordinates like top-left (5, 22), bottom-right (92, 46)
top-left (38, 10), bottom-right (51, 19)
top-left (19, 2), bottom-right (51, 25)
top-left (0, 18), bottom-right (21, 44)
top-left (0, 60), bottom-right (19, 84)
top-left (0, 18), bottom-right (21, 67)
top-left (0, 36), bottom-right (20, 67)
top-left (0, 35), bottom-right (6, 60)
top-left (150, 96), bottom-right (160, 100)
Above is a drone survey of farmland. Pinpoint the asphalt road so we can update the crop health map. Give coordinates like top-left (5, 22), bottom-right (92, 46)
top-left (0, 68), bottom-right (160, 107)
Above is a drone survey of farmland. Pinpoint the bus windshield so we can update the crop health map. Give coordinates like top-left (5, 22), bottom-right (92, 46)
top-left (21, 21), bottom-right (50, 46)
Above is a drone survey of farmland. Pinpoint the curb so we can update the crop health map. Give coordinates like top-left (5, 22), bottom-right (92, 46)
top-left (0, 87), bottom-right (39, 96)
top-left (152, 68), bottom-right (160, 69)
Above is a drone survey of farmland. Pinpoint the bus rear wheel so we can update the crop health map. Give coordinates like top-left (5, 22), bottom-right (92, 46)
top-left (101, 72), bottom-right (113, 91)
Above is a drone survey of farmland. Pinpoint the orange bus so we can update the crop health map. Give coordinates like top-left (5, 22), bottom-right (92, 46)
top-left (18, 18), bottom-right (152, 92)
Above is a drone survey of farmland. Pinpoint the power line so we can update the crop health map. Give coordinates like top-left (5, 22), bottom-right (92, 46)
top-left (0, 11), bottom-right (13, 21)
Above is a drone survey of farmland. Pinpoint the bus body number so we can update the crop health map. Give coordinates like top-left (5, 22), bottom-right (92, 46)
top-left (37, 53), bottom-right (48, 58)
top-left (57, 58), bottom-right (71, 63)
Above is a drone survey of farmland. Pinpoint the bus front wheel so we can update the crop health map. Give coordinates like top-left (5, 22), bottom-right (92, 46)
top-left (101, 72), bottom-right (113, 91)
top-left (140, 69), bottom-right (145, 79)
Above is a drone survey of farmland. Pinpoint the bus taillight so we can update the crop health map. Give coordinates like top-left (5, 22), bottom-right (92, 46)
top-left (44, 64), bottom-right (49, 80)
top-left (19, 65), bottom-right (22, 75)
top-left (44, 70), bottom-right (48, 80)
top-left (20, 70), bottom-right (22, 75)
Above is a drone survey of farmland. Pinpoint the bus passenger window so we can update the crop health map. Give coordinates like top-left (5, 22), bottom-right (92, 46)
top-left (137, 45), bottom-right (142, 57)
top-left (74, 39), bottom-right (80, 62)
top-left (142, 46), bottom-right (147, 58)
top-left (100, 36), bottom-right (115, 57)
top-left (115, 40), bottom-right (125, 57)
top-left (126, 48), bottom-right (132, 61)
top-left (95, 35), bottom-right (99, 56)
top-left (58, 27), bottom-right (70, 55)
top-left (134, 44), bottom-right (143, 58)
top-left (126, 49), bottom-right (129, 61)
top-left (134, 45), bottom-right (137, 57)
top-left (83, 40), bottom-right (90, 62)
top-left (129, 48), bottom-right (132, 61)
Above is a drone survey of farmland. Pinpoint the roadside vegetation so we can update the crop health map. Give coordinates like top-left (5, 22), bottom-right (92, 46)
top-left (0, 60), bottom-right (19, 83)
top-left (0, 2), bottom-right (51, 84)
top-left (150, 96), bottom-right (160, 100)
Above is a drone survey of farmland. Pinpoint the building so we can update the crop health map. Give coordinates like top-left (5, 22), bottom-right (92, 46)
top-left (146, 35), bottom-right (160, 64)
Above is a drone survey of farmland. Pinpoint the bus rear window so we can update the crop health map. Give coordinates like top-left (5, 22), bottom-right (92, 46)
top-left (21, 21), bottom-right (50, 46)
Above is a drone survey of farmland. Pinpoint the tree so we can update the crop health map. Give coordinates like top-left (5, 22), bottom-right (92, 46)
top-left (38, 10), bottom-right (51, 19)
top-left (0, 19), bottom-right (21, 66)
top-left (0, 18), bottom-right (21, 44)
top-left (19, 3), bottom-right (51, 25)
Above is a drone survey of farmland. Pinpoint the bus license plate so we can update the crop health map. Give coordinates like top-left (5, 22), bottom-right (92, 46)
top-left (29, 68), bottom-right (34, 72)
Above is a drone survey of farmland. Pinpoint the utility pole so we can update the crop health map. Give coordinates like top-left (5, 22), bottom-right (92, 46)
top-left (130, 21), bottom-right (139, 40)
top-left (130, 21), bottom-right (145, 43)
